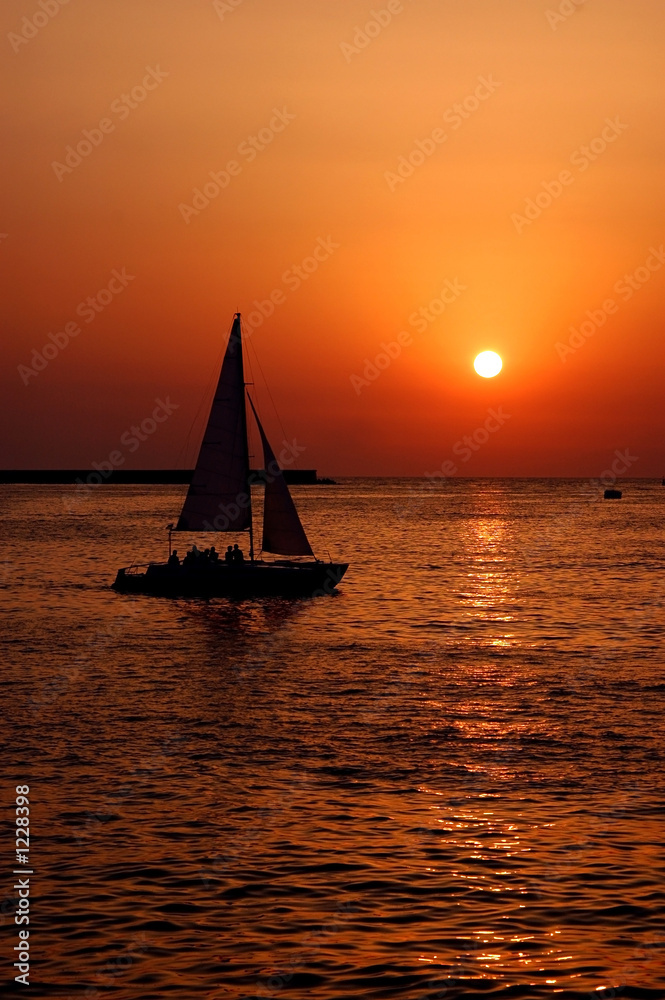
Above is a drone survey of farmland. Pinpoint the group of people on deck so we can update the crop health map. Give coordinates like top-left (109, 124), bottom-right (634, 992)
top-left (168, 543), bottom-right (245, 570)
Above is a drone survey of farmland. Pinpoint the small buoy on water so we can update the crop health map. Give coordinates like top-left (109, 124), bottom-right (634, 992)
top-left (604, 489), bottom-right (622, 499)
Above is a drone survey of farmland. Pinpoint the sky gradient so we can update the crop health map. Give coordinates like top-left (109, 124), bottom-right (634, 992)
top-left (3, 0), bottom-right (664, 476)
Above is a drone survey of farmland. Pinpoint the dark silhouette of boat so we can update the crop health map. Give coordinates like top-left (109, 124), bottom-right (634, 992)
top-left (112, 314), bottom-right (348, 597)
top-left (604, 489), bottom-right (622, 499)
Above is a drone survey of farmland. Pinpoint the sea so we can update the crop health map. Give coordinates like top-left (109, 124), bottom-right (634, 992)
top-left (2, 478), bottom-right (665, 999)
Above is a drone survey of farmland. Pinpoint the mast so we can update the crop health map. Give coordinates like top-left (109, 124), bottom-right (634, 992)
top-left (175, 313), bottom-right (252, 536)
top-left (236, 313), bottom-right (255, 562)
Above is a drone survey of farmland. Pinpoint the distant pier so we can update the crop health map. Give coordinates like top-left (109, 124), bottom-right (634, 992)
top-left (0, 469), bottom-right (326, 485)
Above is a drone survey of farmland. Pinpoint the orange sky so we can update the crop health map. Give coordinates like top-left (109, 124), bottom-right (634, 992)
top-left (2, 0), bottom-right (664, 476)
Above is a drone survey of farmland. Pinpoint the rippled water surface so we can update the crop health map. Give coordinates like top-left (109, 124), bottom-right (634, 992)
top-left (2, 479), bottom-right (665, 998)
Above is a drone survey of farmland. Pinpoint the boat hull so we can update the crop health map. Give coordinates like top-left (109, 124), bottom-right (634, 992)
top-left (112, 560), bottom-right (349, 598)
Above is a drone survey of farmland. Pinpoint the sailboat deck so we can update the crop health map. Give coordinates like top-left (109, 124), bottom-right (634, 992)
top-left (113, 559), bottom-right (348, 597)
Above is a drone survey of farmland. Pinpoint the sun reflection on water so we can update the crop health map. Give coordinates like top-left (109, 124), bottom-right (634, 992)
top-left (4, 482), bottom-right (665, 997)
top-left (452, 503), bottom-right (526, 655)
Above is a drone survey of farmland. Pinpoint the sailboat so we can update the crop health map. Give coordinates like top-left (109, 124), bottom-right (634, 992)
top-left (112, 313), bottom-right (349, 597)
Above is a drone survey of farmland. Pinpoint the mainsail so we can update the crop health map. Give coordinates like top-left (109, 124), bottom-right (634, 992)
top-left (247, 395), bottom-right (314, 557)
top-left (176, 314), bottom-right (251, 532)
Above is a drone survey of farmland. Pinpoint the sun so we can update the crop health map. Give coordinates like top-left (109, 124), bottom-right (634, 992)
top-left (473, 351), bottom-right (502, 378)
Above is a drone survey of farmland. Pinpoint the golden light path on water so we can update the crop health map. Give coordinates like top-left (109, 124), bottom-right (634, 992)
top-left (2, 479), bottom-right (664, 997)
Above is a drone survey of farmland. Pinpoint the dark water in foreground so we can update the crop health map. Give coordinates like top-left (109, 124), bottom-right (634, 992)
top-left (2, 479), bottom-right (665, 999)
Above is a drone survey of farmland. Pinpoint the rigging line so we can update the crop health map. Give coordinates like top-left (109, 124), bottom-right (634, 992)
top-left (245, 337), bottom-right (291, 463)
top-left (176, 354), bottom-right (223, 468)
top-left (175, 319), bottom-right (232, 469)
top-left (242, 331), bottom-right (257, 464)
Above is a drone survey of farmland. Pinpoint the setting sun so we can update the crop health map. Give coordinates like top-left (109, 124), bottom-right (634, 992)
top-left (474, 351), bottom-right (503, 378)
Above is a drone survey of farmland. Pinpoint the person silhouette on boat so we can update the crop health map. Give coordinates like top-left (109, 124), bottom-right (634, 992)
top-left (232, 544), bottom-right (244, 565)
top-left (168, 549), bottom-right (180, 569)
top-left (209, 546), bottom-right (219, 563)
top-left (224, 545), bottom-right (234, 564)
top-left (183, 545), bottom-right (201, 567)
